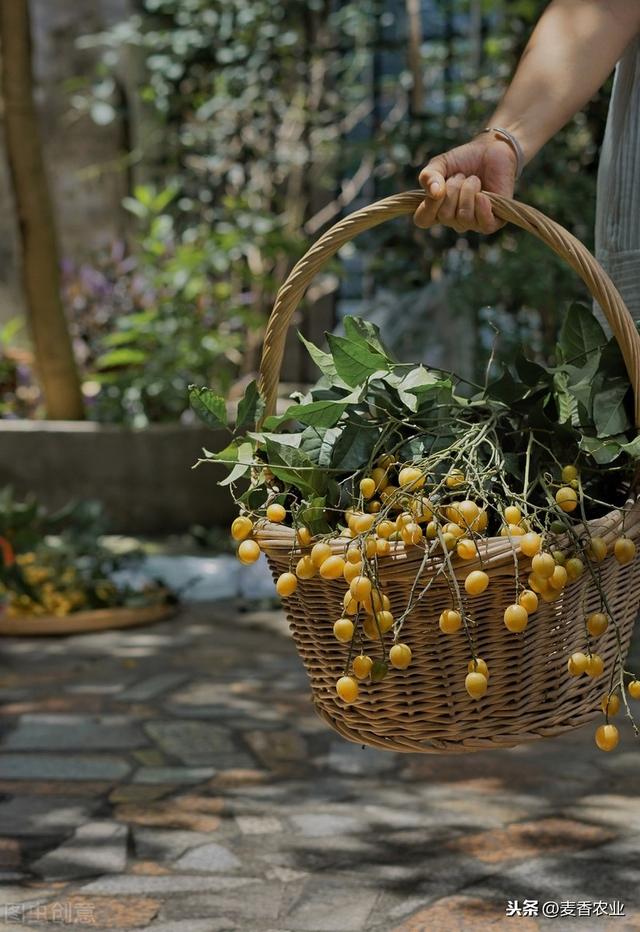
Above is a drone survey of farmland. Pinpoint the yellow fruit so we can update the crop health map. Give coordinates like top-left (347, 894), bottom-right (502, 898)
top-left (376, 538), bottom-right (391, 556)
top-left (375, 610), bottom-right (395, 634)
top-left (465, 671), bottom-right (488, 699)
top-left (614, 537), bottom-right (636, 565)
top-left (231, 515), bottom-right (253, 540)
top-left (531, 553), bottom-right (555, 579)
top-left (401, 523), bottom-right (423, 546)
top-left (562, 464), bottom-right (578, 482)
top-left (446, 469), bottom-right (466, 489)
top-left (311, 542), bottom-right (333, 567)
top-left (319, 555), bottom-right (346, 580)
top-left (343, 560), bottom-right (363, 583)
top-left (552, 550), bottom-right (566, 565)
top-left (333, 618), bottom-right (355, 642)
top-left (527, 573), bottom-right (549, 595)
top-left (456, 538), bottom-right (477, 561)
top-left (472, 509), bottom-right (488, 533)
top-left (439, 609), bottom-right (462, 634)
top-left (377, 453), bottom-right (395, 470)
top-left (501, 523), bottom-right (525, 537)
top-left (595, 723), bottom-right (619, 752)
top-left (549, 565), bottom-right (568, 590)
top-left (442, 532), bottom-right (457, 551)
top-left (628, 680), bottom-right (640, 699)
top-left (519, 532), bottom-right (542, 557)
top-left (353, 514), bottom-right (375, 535)
top-left (365, 537), bottom-right (377, 558)
top-left (346, 546), bottom-right (362, 564)
top-left (556, 486), bottom-right (578, 512)
top-left (276, 572), bottom-right (297, 597)
top-left (468, 658), bottom-right (489, 679)
top-left (504, 505), bottom-right (522, 525)
top-left (380, 485), bottom-right (399, 503)
top-left (398, 466), bottom-right (425, 490)
top-left (360, 477), bottom-right (376, 499)
top-left (586, 653), bottom-right (604, 678)
top-left (297, 526), bottom-right (312, 547)
top-left (371, 467), bottom-right (390, 492)
top-left (411, 497), bottom-right (434, 523)
top-left (565, 557), bottom-right (585, 581)
top-left (266, 503), bottom-right (286, 523)
top-left (361, 615), bottom-right (381, 639)
top-left (350, 576), bottom-right (372, 602)
top-left (426, 521), bottom-right (439, 540)
top-left (353, 655), bottom-right (373, 680)
top-left (600, 693), bottom-right (620, 716)
top-left (464, 570), bottom-right (489, 596)
top-left (389, 643), bottom-right (412, 669)
top-left (237, 540), bottom-right (261, 564)
top-left (442, 522), bottom-right (464, 540)
top-left (567, 651), bottom-right (589, 676)
top-left (587, 537), bottom-right (608, 562)
top-left (504, 604), bottom-right (528, 633)
top-left (367, 501), bottom-right (382, 514)
top-left (336, 676), bottom-right (359, 703)
top-left (396, 512), bottom-right (413, 530)
top-left (586, 612), bottom-right (608, 637)
top-left (231, 516), bottom-right (254, 541)
top-left (377, 520), bottom-right (395, 540)
top-left (295, 555), bottom-right (317, 579)
top-left (518, 589), bottom-right (538, 613)
top-left (343, 592), bottom-right (359, 615)
top-left (449, 500), bottom-right (480, 528)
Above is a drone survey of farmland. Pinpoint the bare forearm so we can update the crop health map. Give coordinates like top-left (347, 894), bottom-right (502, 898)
top-left (491, 0), bottom-right (640, 163)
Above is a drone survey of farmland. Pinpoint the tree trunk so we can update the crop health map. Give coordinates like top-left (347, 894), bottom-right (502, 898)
top-left (405, 0), bottom-right (424, 116)
top-left (0, 0), bottom-right (84, 419)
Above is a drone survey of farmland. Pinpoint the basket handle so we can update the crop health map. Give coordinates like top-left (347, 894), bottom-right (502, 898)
top-left (258, 190), bottom-right (640, 427)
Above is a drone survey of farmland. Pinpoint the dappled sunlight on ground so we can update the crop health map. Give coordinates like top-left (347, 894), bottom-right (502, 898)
top-left (0, 603), bottom-right (638, 930)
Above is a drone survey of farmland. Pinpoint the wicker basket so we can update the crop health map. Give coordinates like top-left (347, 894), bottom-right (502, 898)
top-left (254, 191), bottom-right (640, 753)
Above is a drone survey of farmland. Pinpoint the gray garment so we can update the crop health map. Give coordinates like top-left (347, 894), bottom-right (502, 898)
top-left (595, 34), bottom-right (640, 330)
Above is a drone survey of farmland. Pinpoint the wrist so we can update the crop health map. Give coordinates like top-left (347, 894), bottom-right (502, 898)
top-left (486, 114), bottom-right (539, 165)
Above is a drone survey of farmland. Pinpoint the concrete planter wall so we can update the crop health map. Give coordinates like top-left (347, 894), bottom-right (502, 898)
top-left (0, 420), bottom-right (234, 534)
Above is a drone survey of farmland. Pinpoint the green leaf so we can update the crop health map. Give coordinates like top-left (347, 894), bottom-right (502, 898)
top-left (282, 399), bottom-right (348, 428)
top-left (95, 348), bottom-right (148, 369)
top-left (299, 426), bottom-right (343, 468)
top-left (298, 333), bottom-right (337, 380)
top-left (514, 354), bottom-right (548, 387)
top-left (343, 317), bottom-right (390, 357)
top-left (579, 434), bottom-right (623, 464)
top-left (265, 438), bottom-right (327, 496)
top-left (219, 442), bottom-right (255, 486)
top-left (235, 380), bottom-right (265, 433)
top-left (331, 423), bottom-right (377, 472)
top-left (593, 382), bottom-right (631, 437)
top-left (553, 371), bottom-right (578, 425)
top-left (621, 435), bottom-right (640, 458)
top-left (298, 496), bottom-right (331, 535)
top-left (327, 333), bottom-right (390, 387)
top-left (189, 386), bottom-right (228, 430)
top-left (558, 303), bottom-right (606, 366)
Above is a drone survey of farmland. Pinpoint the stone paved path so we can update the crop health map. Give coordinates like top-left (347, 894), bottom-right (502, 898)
top-left (0, 602), bottom-right (639, 931)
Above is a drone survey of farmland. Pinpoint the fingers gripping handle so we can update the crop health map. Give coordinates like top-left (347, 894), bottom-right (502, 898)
top-left (258, 190), bottom-right (640, 427)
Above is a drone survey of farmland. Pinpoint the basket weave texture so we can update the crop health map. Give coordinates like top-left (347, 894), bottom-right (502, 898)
top-left (254, 191), bottom-right (640, 753)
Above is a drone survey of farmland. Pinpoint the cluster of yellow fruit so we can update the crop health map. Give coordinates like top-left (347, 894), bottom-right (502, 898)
top-left (231, 458), bottom-right (638, 750)
top-left (592, 678), bottom-right (640, 751)
top-left (1, 552), bottom-right (88, 618)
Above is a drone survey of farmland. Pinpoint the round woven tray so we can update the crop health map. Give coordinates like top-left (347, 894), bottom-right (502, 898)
top-left (253, 191), bottom-right (640, 753)
top-left (0, 602), bottom-right (176, 637)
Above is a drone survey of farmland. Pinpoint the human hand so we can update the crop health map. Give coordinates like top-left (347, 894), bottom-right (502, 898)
top-left (414, 134), bottom-right (518, 234)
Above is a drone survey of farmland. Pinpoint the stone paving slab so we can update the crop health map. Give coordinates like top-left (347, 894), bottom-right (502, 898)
top-left (0, 601), bottom-right (638, 931)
